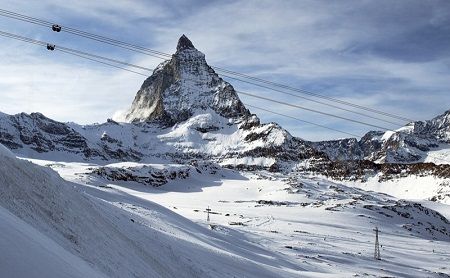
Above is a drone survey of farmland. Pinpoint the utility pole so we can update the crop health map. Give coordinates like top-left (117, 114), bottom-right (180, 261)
top-left (374, 226), bottom-right (381, 260)
top-left (206, 206), bottom-right (211, 222)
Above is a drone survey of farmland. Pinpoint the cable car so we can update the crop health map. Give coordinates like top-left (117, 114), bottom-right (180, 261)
top-left (52, 24), bottom-right (61, 32)
top-left (46, 44), bottom-right (55, 51)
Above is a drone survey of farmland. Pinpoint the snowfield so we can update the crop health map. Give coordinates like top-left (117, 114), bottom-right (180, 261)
top-left (8, 152), bottom-right (447, 278)
top-left (0, 145), bottom-right (310, 278)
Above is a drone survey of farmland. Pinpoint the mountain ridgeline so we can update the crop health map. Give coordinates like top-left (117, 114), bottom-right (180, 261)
top-left (313, 109), bottom-right (450, 164)
top-left (0, 35), bottom-right (449, 180)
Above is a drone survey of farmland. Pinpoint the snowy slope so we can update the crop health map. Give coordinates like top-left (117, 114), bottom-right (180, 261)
top-left (28, 156), bottom-right (450, 277)
top-left (2, 143), bottom-right (323, 278)
top-left (0, 207), bottom-right (107, 278)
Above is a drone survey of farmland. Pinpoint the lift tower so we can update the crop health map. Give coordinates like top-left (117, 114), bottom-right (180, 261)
top-left (374, 226), bottom-right (381, 260)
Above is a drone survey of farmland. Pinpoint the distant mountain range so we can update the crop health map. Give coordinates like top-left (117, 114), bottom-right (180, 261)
top-left (312, 109), bottom-right (450, 164)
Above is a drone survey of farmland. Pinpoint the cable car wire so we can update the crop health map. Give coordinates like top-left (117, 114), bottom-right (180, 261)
top-left (244, 103), bottom-right (362, 138)
top-left (2, 29), bottom-right (450, 165)
top-left (237, 91), bottom-right (390, 130)
top-left (0, 8), bottom-right (415, 123)
top-left (219, 74), bottom-right (404, 126)
top-left (0, 29), bottom-right (381, 135)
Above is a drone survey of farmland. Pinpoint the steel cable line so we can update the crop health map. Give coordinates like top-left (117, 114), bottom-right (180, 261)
top-left (0, 29), bottom-right (375, 136)
top-left (57, 46), bottom-right (153, 72)
top-left (0, 30), bottom-right (151, 75)
top-left (57, 49), bottom-right (149, 77)
top-left (0, 9), bottom-right (169, 59)
top-left (244, 103), bottom-right (361, 138)
top-left (237, 91), bottom-right (390, 130)
top-left (2, 29), bottom-right (450, 166)
top-left (0, 8), bottom-right (415, 123)
top-left (219, 74), bottom-right (404, 126)
top-left (0, 30), bottom-right (392, 130)
top-left (0, 30), bottom-right (46, 46)
top-left (207, 67), bottom-right (415, 122)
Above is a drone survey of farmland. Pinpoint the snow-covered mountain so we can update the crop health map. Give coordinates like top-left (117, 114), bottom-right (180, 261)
top-left (313, 109), bottom-right (450, 164)
top-left (1, 34), bottom-right (448, 178)
top-left (0, 36), bottom-right (323, 170)
top-left (0, 112), bottom-right (141, 161)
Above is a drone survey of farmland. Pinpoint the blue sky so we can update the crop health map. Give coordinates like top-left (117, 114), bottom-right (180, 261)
top-left (0, 0), bottom-right (449, 141)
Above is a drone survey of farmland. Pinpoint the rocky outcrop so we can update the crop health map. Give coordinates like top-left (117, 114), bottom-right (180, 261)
top-left (0, 112), bottom-right (141, 161)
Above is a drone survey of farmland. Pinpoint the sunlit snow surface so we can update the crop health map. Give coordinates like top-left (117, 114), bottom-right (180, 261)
top-left (20, 156), bottom-right (450, 278)
top-left (1, 108), bottom-right (450, 277)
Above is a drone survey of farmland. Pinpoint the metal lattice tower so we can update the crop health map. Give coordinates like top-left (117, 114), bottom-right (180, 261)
top-left (206, 206), bottom-right (211, 222)
top-left (374, 226), bottom-right (381, 260)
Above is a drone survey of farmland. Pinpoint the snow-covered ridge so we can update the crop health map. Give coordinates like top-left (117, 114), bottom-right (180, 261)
top-left (312, 109), bottom-right (450, 164)
top-left (0, 108), bottom-right (321, 171)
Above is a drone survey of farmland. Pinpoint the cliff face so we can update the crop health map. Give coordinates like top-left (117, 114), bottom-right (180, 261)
top-left (125, 35), bottom-right (249, 125)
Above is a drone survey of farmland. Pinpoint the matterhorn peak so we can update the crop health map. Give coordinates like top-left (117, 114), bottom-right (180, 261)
top-left (124, 36), bottom-right (249, 124)
top-left (176, 34), bottom-right (196, 52)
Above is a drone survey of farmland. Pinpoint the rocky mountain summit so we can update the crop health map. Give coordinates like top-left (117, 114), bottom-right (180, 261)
top-left (125, 35), bottom-right (249, 125)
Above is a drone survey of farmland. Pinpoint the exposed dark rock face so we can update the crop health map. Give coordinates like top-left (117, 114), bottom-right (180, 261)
top-left (89, 160), bottom-right (221, 187)
top-left (307, 159), bottom-right (450, 181)
top-left (1, 112), bottom-right (88, 154)
top-left (0, 112), bottom-right (141, 161)
top-left (125, 35), bottom-right (250, 125)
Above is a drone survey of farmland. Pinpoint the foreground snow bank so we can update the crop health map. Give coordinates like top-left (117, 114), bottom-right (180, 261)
top-left (0, 143), bottom-right (14, 158)
top-left (0, 207), bottom-right (106, 278)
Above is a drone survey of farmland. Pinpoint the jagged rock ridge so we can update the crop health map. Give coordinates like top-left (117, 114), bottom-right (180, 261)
top-left (125, 35), bottom-right (250, 125)
top-left (312, 109), bottom-right (450, 164)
